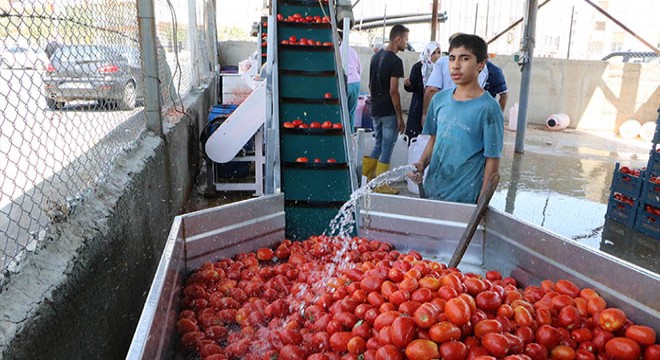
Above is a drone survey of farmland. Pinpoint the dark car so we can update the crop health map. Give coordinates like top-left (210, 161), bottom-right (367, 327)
top-left (42, 45), bottom-right (143, 110)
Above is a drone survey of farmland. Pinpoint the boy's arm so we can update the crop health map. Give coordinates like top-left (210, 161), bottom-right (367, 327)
top-left (389, 76), bottom-right (405, 133)
top-left (410, 135), bottom-right (436, 183)
top-left (479, 157), bottom-right (500, 201)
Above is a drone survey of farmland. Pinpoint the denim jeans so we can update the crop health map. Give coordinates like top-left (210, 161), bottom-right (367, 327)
top-left (369, 115), bottom-right (398, 164)
top-left (346, 82), bottom-right (361, 131)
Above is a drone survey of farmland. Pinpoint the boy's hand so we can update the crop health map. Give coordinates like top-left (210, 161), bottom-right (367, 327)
top-left (407, 162), bottom-right (424, 183)
top-left (403, 78), bottom-right (411, 87)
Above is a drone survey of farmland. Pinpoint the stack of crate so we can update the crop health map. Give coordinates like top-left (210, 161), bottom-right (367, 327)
top-left (606, 109), bottom-right (660, 239)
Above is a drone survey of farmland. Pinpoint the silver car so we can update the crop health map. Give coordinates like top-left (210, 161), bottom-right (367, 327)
top-left (42, 45), bottom-right (144, 110)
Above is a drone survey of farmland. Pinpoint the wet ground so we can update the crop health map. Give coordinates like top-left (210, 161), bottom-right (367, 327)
top-left (187, 125), bottom-right (660, 274)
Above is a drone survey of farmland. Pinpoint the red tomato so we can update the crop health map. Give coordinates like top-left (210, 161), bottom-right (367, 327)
top-left (289, 35), bottom-right (298, 43)
top-left (445, 297), bottom-right (472, 325)
top-left (550, 345), bottom-right (576, 360)
top-left (324, 92), bottom-right (333, 99)
top-left (429, 321), bottom-right (462, 343)
top-left (413, 302), bottom-right (440, 329)
top-left (486, 270), bottom-right (503, 281)
top-left (536, 325), bottom-right (562, 350)
top-left (598, 308), bottom-right (627, 332)
top-left (295, 157), bottom-right (309, 163)
top-left (604, 337), bottom-right (640, 360)
top-left (558, 305), bottom-right (581, 330)
top-left (310, 121), bottom-right (322, 128)
top-left (554, 279), bottom-right (580, 298)
top-left (476, 290), bottom-right (502, 312)
top-left (645, 344), bottom-right (660, 360)
top-left (361, 275), bottom-right (384, 292)
top-left (347, 336), bottom-right (367, 355)
top-left (376, 344), bottom-right (403, 360)
top-left (176, 318), bottom-right (198, 334)
top-left (474, 319), bottom-right (503, 339)
top-left (279, 344), bottom-right (306, 360)
top-left (321, 120), bottom-right (333, 129)
top-left (374, 311), bottom-right (400, 331)
top-left (332, 122), bottom-right (343, 129)
top-left (524, 342), bottom-right (549, 360)
top-left (330, 331), bottom-right (354, 353)
top-left (283, 121), bottom-right (295, 128)
top-left (481, 332), bottom-right (510, 358)
top-left (439, 341), bottom-right (468, 360)
top-left (398, 301), bottom-right (421, 315)
top-left (624, 325), bottom-right (656, 345)
top-left (390, 316), bottom-right (416, 348)
top-left (405, 339), bottom-right (439, 360)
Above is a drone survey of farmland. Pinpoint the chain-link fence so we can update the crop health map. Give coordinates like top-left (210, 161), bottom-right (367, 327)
top-left (0, 0), bottom-right (215, 287)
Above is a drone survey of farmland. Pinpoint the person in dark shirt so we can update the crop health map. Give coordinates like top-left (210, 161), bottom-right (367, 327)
top-left (362, 24), bottom-right (409, 194)
top-left (404, 41), bottom-right (441, 141)
top-left (484, 61), bottom-right (508, 111)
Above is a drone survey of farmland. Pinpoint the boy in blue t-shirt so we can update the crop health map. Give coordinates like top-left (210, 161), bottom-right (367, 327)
top-left (410, 34), bottom-right (503, 204)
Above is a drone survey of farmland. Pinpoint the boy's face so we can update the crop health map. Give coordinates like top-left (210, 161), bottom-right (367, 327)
top-left (448, 46), bottom-right (486, 86)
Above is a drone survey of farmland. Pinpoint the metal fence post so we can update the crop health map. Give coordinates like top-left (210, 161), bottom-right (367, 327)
top-left (188, 0), bottom-right (201, 88)
top-left (137, 0), bottom-right (164, 136)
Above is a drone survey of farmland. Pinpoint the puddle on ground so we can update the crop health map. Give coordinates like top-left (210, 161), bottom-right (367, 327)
top-left (492, 149), bottom-right (659, 274)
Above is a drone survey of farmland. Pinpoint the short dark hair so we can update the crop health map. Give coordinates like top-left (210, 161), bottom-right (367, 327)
top-left (389, 25), bottom-right (409, 41)
top-left (449, 34), bottom-right (488, 63)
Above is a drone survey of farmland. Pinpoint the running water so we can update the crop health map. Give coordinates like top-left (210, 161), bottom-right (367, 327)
top-left (290, 164), bottom-right (418, 312)
top-left (259, 165), bottom-right (419, 357)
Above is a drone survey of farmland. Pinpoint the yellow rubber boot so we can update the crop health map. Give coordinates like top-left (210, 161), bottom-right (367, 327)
top-left (374, 162), bottom-right (400, 194)
top-left (362, 156), bottom-right (378, 181)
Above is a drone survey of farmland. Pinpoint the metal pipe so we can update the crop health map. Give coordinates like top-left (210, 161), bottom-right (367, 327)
top-left (514, 0), bottom-right (538, 154)
top-left (567, 5), bottom-right (574, 59)
top-left (431, 0), bottom-right (439, 41)
top-left (487, 0), bottom-right (551, 44)
top-left (136, 0), bottom-right (163, 136)
top-left (473, 3), bottom-right (478, 35)
top-left (354, 15), bottom-right (447, 31)
top-left (582, 0), bottom-right (659, 54)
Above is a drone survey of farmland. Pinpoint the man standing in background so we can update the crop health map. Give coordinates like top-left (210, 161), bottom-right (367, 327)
top-left (484, 60), bottom-right (509, 111)
top-left (362, 24), bottom-right (409, 194)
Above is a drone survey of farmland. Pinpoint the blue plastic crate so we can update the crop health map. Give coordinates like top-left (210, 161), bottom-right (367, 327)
top-left (647, 148), bottom-right (660, 176)
top-left (634, 202), bottom-right (660, 239)
top-left (640, 178), bottom-right (660, 209)
top-left (610, 162), bottom-right (643, 198)
top-left (605, 191), bottom-right (638, 227)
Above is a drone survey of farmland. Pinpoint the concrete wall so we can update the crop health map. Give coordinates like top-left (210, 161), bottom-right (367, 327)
top-left (219, 41), bottom-right (660, 131)
top-left (0, 87), bottom-right (212, 359)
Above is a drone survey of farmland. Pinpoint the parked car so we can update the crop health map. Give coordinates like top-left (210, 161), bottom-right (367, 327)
top-left (0, 45), bottom-right (48, 69)
top-left (42, 44), bottom-right (144, 110)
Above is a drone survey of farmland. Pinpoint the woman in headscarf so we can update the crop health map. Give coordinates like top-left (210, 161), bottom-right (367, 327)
top-left (404, 41), bottom-right (441, 141)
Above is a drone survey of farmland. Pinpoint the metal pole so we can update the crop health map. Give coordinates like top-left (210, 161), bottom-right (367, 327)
top-left (567, 6), bottom-right (574, 59)
top-left (473, 4), bottom-right (478, 35)
top-left (485, 0), bottom-right (490, 37)
top-left (382, 4), bottom-right (386, 44)
top-left (514, 0), bottom-right (538, 154)
top-left (342, 17), bottom-right (350, 70)
top-left (137, 0), bottom-right (163, 136)
top-left (188, 0), bottom-right (200, 88)
top-left (431, 0), bottom-right (439, 41)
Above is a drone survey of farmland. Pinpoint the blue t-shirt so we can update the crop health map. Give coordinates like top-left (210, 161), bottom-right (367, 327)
top-left (484, 61), bottom-right (508, 98)
top-left (421, 89), bottom-right (504, 203)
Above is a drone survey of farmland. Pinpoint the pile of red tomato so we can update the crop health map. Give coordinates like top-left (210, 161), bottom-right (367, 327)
top-left (283, 119), bottom-right (342, 130)
top-left (281, 35), bottom-right (333, 47)
top-left (277, 13), bottom-right (330, 24)
top-left (176, 236), bottom-right (659, 360)
top-left (619, 166), bottom-right (643, 178)
top-left (613, 193), bottom-right (635, 206)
